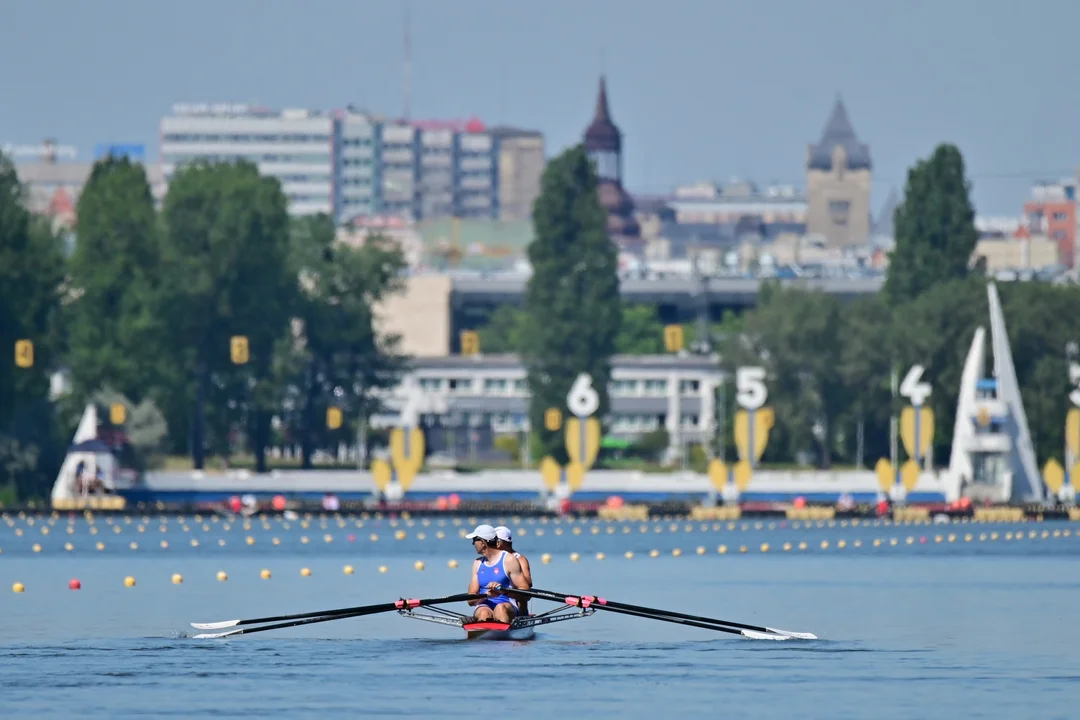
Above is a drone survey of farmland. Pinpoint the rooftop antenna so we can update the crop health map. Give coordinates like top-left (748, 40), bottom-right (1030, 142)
top-left (403, 1), bottom-right (412, 121)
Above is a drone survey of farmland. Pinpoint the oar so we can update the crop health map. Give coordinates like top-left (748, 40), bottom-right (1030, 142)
top-left (190, 592), bottom-right (483, 635)
top-left (506, 586), bottom-right (815, 640)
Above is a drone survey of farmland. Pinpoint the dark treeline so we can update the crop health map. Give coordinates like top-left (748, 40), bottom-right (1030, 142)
top-left (0, 153), bottom-right (406, 500)
top-left (2, 141), bottom-right (1078, 500)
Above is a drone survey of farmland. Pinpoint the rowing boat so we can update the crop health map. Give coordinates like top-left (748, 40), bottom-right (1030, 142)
top-left (189, 585), bottom-right (816, 642)
top-left (398, 600), bottom-right (594, 641)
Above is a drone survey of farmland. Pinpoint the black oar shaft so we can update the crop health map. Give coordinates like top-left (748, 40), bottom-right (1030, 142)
top-left (522, 586), bottom-right (773, 634)
top-left (224, 609), bottom-right (382, 636)
top-left (231, 592), bottom-right (480, 627)
top-left (505, 587), bottom-right (748, 636)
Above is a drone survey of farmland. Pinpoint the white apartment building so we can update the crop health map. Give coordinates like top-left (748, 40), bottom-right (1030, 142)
top-left (374, 354), bottom-right (724, 457)
top-left (160, 104), bottom-right (335, 216)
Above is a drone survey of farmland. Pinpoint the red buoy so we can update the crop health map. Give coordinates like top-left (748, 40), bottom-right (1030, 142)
top-left (68, 578), bottom-right (81, 590)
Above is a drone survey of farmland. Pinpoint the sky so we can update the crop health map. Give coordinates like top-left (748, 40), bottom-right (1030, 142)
top-left (2, 0), bottom-right (1078, 216)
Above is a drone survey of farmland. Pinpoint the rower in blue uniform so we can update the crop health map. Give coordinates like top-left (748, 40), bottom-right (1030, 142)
top-left (465, 524), bottom-right (530, 623)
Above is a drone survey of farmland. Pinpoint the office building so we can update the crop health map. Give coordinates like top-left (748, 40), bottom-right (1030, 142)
top-left (374, 353), bottom-right (724, 459)
top-left (160, 103), bottom-right (336, 216)
top-left (1023, 179), bottom-right (1076, 268)
top-left (336, 112), bottom-right (379, 220)
top-left (490, 127), bottom-right (545, 223)
top-left (159, 104), bottom-right (543, 224)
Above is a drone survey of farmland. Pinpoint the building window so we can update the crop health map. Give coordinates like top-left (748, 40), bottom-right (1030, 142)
top-left (418, 378), bottom-right (442, 391)
top-left (679, 380), bottom-right (700, 395)
top-left (644, 379), bottom-right (668, 395)
top-left (829, 200), bottom-right (850, 226)
top-left (483, 378), bottom-right (508, 394)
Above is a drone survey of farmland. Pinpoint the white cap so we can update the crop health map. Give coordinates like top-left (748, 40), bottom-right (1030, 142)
top-left (494, 526), bottom-right (512, 542)
top-left (465, 524), bottom-right (497, 541)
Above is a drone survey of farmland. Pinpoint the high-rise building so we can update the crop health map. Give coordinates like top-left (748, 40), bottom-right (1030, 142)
top-left (160, 104), bottom-right (336, 216)
top-left (490, 127), bottom-right (545, 223)
top-left (336, 111), bottom-right (379, 220)
top-left (159, 104), bottom-right (543, 225)
top-left (805, 97), bottom-right (872, 248)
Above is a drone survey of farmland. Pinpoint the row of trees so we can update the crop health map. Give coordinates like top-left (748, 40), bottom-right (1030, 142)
top-left (0, 153), bottom-right (407, 499)
top-left (494, 143), bottom-right (1080, 470)
top-left (3, 138), bottom-right (1077, 498)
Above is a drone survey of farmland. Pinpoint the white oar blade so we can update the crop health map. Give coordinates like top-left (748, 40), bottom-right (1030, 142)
top-left (767, 628), bottom-right (817, 640)
top-left (193, 629), bottom-right (241, 639)
top-left (191, 620), bottom-right (241, 630)
top-left (741, 629), bottom-right (788, 641)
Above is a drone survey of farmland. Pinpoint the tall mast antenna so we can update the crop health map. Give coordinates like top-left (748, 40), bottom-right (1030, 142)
top-left (403, 1), bottom-right (412, 121)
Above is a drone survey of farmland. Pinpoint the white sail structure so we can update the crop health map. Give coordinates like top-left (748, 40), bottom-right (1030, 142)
top-left (50, 404), bottom-right (119, 504)
top-left (945, 282), bottom-right (1043, 503)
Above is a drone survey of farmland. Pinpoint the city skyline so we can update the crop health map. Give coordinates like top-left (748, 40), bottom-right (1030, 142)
top-left (4, 0), bottom-right (1079, 215)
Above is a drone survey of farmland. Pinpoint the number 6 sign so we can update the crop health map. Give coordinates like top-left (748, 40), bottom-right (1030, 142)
top-left (567, 373), bottom-right (600, 418)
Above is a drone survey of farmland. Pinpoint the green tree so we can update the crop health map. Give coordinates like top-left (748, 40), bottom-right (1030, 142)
top-left (0, 155), bottom-right (68, 499)
top-left (522, 145), bottom-right (621, 461)
top-left (723, 284), bottom-right (846, 467)
top-left (282, 215), bottom-right (407, 468)
top-left (66, 156), bottom-right (162, 403)
top-left (477, 305), bottom-right (527, 354)
top-left (158, 160), bottom-right (293, 471)
top-left (616, 304), bottom-right (665, 354)
top-left (885, 143), bottom-right (978, 304)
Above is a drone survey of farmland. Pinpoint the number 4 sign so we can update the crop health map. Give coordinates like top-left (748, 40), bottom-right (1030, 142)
top-left (899, 365), bottom-right (932, 407)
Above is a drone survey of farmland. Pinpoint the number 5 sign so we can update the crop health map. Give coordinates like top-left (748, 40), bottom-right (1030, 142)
top-left (735, 367), bottom-right (767, 410)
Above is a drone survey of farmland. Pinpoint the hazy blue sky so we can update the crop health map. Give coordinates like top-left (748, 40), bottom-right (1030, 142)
top-left (2, 0), bottom-right (1077, 215)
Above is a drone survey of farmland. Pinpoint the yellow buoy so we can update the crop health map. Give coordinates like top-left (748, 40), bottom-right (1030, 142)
top-left (160, 540), bottom-right (169, 549)
top-left (696, 546), bottom-right (706, 555)
top-left (96, 542), bottom-right (105, 550)
top-left (414, 561), bottom-right (425, 571)
top-left (378, 565), bottom-right (388, 573)
top-left (569, 552), bottom-right (580, 562)
top-left (216, 570), bottom-right (228, 582)
top-left (540, 553), bottom-right (552, 564)
top-left (246, 536), bottom-right (255, 545)
top-left (32, 543), bottom-right (42, 553)
top-left (760, 543), bottom-right (770, 553)
top-left (300, 567), bottom-right (312, 577)
top-left (190, 539), bottom-right (199, 547)
top-left (624, 551), bottom-right (634, 559)
top-left (171, 573), bottom-right (183, 585)
top-left (649, 549), bottom-right (660, 558)
top-left (595, 552), bottom-right (605, 561)
top-left (448, 559), bottom-right (459, 569)
top-left (124, 576), bottom-right (136, 587)
top-left (343, 565), bottom-right (355, 575)
top-left (64, 542), bottom-right (74, 551)
top-left (12, 582), bottom-right (25, 593)
top-left (672, 548), bottom-right (682, 557)
top-left (395, 530), bottom-right (406, 540)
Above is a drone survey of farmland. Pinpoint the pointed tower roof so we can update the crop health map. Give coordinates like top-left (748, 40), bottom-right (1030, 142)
top-left (808, 95), bottom-right (871, 171)
top-left (584, 76), bottom-right (621, 152)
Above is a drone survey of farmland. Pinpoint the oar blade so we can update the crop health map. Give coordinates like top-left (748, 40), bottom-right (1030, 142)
top-left (767, 628), bottom-right (818, 640)
top-left (191, 620), bottom-right (240, 630)
top-left (193, 629), bottom-right (241, 639)
top-left (741, 629), bottom-right (788, 641)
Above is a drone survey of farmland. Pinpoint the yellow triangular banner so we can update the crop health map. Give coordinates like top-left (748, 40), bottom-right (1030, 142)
top-left (875, 458), bottom-right (893, 493)
top-left (372, 460), bottom-right (392, 492)
top-left (707, 459), bottom-right (728, 492)
top-left (540, 457), bottom-right (561, 491)
top-left (1043, 459), bottom-right (1065, 495)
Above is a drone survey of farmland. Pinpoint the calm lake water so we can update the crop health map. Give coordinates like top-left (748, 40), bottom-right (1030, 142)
top-left (2, 512), bottom-right (1079, 718)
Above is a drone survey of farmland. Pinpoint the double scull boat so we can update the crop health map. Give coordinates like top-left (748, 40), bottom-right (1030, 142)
top-left (189, 586), bottom-right (817, 642)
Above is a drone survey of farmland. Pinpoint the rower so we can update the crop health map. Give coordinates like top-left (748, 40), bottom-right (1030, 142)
top-left (494, 525), bottom-right (532, 616)
top-left (465, 524), bottom-right (530, 624)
